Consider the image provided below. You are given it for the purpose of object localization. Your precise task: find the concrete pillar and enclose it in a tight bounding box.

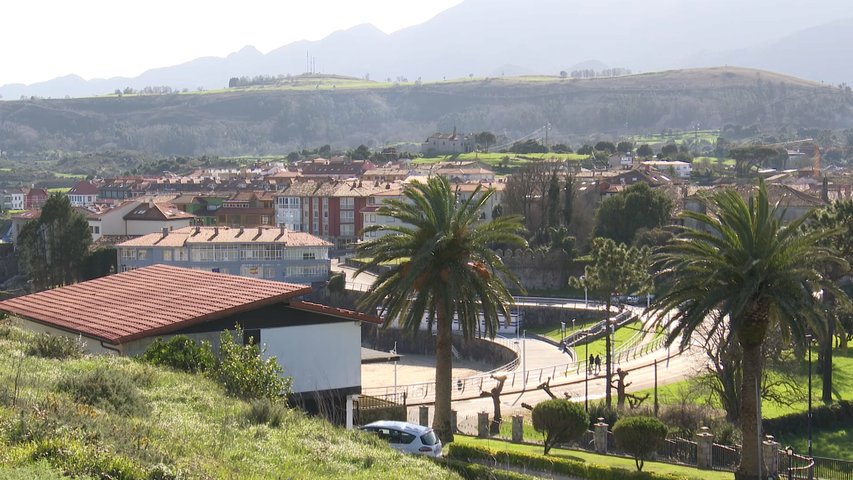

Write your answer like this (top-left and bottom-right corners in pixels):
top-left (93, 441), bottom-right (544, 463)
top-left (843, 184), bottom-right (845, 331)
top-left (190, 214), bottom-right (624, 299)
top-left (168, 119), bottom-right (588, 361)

top-left (695, 426), bottom-right (714, 469)
top-left (345, 394), bottom-right (358, 429)
top-left (418, 406), bottom-right (429, 427)
top-left (450, 410), bottom-right (458, 433)
top-left (477, 412), bottom-right (490, 438)
top-left (763, 435), bottom-right (780, 477)
top-left (511, 415), bottom-right (524, 443)
top-left (593, 418), bottom-right (609, 454)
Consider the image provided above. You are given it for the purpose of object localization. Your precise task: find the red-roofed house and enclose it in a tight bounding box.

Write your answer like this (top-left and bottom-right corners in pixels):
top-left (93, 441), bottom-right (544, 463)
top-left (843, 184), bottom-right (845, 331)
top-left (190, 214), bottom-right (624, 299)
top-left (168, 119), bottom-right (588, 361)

top-left (67, 181), bottom-right (100, 207)
top-left (122, 202), bottom-right (196, 235)
top-left (0, 265), bottom-right (381, 425)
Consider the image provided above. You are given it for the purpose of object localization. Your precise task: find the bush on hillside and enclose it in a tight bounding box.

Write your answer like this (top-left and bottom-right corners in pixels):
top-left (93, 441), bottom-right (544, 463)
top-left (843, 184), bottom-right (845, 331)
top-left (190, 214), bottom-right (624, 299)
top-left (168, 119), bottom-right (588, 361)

top-left (531, 399), bottom-right (589, 455)
top-left (242, 398), bottom-right (289, 428)
top-left (141, 335), bottom-right (215, 373)
top-left (613, 416), bottom-right (669, 471)
top-left (215, 326), bottom-right (291, 401)
top-left (57, 366), bottom-right (147, 416)
top-left (25, 333), bottom-right (86, 359)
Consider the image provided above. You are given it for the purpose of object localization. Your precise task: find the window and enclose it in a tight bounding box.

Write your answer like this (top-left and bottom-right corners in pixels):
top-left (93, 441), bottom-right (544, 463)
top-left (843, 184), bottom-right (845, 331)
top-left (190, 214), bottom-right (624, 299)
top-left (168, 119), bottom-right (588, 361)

top-left (174, 248), bottom-right (188, 261)
top-left (163, 249), bottom-right (173, 261)
top-left (137, 249), bottom-right (149, 260)
top-left (340, 197), bottom-right (354, 209)
top-left (340, 210), bottom-right (355, 222)
top-left (340, 224), bottom-right (354, 236)
top-left (322, 197), bottom-right (329, 208)
top-left (303, 250), bottom-right (316, 260)
top-left (89, 225), bottom-right (100, 234)
top-left (243, 329), bottom-right (261, 346)
top-left (120, 249), bottom-right (137, 260)
top-left (263, 266), bottom-right (276, 279)
top-left (261, 215), bottom-right (270, 225)
top-left (241, 264), bottom-right (261, 277)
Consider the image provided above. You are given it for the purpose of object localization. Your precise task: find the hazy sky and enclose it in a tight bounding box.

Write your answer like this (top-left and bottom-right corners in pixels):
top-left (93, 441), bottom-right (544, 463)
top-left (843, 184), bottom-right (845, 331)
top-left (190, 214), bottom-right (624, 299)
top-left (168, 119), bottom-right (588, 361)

top-left (0, 0), bottom-right (463, 86)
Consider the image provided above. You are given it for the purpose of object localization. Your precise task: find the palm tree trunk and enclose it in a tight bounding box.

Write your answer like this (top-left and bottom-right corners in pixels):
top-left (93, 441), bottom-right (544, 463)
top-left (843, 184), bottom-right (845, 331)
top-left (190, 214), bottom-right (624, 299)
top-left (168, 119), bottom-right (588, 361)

top-left (736, 340), bottom-right (764, 480)
top-left (605, 298), bottom-right (612, 409)
top-left (433, 304), bottom-right (454, 443)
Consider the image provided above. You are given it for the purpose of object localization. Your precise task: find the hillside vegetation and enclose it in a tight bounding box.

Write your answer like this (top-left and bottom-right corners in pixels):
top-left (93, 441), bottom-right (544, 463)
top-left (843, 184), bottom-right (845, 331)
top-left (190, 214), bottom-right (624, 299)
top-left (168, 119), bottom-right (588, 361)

top-left (1, 67), bottom-right (850, 163)
top-left (0, 324), bottom-right (457, 479)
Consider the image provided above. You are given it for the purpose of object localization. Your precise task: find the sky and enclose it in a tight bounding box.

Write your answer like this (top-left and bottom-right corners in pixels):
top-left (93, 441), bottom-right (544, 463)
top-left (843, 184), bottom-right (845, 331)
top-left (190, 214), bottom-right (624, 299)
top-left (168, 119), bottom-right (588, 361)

top-left (0, 0), bottom-right (464, 86)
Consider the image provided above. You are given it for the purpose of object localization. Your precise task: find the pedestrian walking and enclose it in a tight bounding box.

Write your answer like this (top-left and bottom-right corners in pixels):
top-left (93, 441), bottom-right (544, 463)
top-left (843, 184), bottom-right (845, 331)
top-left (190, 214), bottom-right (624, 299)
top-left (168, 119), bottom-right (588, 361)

top-left (594, 354), bottom-right (601, 373)
top-left (589, 354), bottom-right (595, 373)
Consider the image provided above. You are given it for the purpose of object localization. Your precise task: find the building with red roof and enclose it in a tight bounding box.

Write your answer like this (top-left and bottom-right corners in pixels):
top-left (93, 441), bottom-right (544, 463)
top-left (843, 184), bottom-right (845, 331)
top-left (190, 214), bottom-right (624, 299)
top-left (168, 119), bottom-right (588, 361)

top-left (0, 265), bottom-right (381, 424)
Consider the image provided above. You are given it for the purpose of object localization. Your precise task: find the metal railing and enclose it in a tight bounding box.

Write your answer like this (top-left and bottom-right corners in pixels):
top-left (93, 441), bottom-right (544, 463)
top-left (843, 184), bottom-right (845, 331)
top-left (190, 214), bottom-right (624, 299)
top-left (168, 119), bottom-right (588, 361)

top-left (811, 455), bottom-right (853, 480)
top-left (658, 437), bottom-right (698, 466)
top-left (712, 443), bottom-right (740, 471)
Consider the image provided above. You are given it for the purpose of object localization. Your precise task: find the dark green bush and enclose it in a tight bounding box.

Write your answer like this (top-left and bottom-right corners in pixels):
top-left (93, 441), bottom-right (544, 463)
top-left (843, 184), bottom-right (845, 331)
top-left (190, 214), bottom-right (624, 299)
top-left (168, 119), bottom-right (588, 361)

top-left (764, 400), bottom-right (853, 436)
top-left (215, 326), bottom-right (291, 401)
top-left (447, 442), bottom-right (696, 480)
top-left (25, 333), bottom-right (86, 359)
top-left (242, 398), bottom-right (288, 428)
top-left (57, 366), bottom-right (147, 416)
top-left (435, 456), bottom-right (536, 479)
top-left (141, 335), bottom-right (215, 373)
top-left (587, 400), bottom-right (619, 429)
top-left (613, 416), bottom-right (669, 471)
top-left (531, 399), bottom-right (589, 455)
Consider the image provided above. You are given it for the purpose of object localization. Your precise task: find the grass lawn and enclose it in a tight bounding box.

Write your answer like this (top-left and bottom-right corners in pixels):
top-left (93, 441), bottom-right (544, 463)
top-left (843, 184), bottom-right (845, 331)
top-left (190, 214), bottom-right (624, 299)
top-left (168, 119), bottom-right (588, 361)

top-left (47, 187), bottom-right (70, 193)
top-left (528, 318), bottom-right (598, 342)
top-left (54, 172), bottom-right (86, 179)
top-left (414, 152), bottom-right (588, 168)
top-left (452, 435), bottom-right (734, 480)
top-left (580, 320), bottom-right (644, 358)
top-left (631, 349), bottom-right (853, 460)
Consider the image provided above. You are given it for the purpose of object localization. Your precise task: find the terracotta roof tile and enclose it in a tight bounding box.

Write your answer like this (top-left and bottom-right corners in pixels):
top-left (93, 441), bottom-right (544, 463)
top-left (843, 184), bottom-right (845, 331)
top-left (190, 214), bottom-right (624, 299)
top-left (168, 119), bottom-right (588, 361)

top-left (117, 226), bottom-right (332, 247)
top-left (0, 265), bottom-right (311, 344)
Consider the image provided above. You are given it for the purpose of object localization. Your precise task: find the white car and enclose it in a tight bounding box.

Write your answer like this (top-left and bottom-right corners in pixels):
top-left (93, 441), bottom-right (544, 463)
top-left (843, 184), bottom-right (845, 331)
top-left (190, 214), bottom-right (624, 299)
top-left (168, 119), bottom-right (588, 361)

top-left (360, 420), bottom-right (443, 457)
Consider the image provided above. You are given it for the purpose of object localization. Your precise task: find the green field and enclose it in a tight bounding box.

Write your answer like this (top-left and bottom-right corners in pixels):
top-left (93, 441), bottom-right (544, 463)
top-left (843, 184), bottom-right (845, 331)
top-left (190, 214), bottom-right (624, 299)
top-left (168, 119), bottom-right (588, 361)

top-left (414, 152), bottom-right (589, 168)
top-left (626, 130), bottom-right (721, 145)
top-left (54, 172), bottom-right (86, 179)
top-left (453, 436), bottom-right (734, 480)
top-left (580, 320), bottom-right (645, 358)
top-left (47, 187), bottom-right (70, 193)
top-left (528, 318), bottom-right (598, 342)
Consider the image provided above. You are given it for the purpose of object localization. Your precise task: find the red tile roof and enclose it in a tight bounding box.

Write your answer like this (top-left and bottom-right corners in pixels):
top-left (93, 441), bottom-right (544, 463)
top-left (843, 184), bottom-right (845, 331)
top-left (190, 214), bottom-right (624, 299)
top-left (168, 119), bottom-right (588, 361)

top-left (69, 181), bottom-right (100, 195)
top-left (0, 265), bottom-right (312, 344)
top-left (289, 300), bottom-right (382, 325)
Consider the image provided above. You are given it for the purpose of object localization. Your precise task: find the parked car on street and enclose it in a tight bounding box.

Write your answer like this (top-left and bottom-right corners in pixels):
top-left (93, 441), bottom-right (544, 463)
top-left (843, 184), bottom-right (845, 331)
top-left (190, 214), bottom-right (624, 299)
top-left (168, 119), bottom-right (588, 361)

top-left (360, 420), bottom-right (443, 457)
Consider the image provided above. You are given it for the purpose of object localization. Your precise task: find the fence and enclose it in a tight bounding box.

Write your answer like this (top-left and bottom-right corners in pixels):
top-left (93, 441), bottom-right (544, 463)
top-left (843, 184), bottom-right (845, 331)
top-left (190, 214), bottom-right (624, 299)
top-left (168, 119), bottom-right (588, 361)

top-left (712, 443), bottom-right (740, 471)
top-left (658, 437), bottom-right (698, 466)
top-left (812, 456), bottom-right (853, 480)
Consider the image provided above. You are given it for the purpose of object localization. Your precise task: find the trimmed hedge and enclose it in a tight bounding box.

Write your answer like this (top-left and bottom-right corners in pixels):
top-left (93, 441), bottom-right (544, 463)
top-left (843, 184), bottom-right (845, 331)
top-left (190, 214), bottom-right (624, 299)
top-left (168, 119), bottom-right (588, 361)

top-left (435, 457), bottom-right (538, 480)
top-left (764, 400), bottom-right (853, 435)
top-left (447, 442), bottom-right (707, 480)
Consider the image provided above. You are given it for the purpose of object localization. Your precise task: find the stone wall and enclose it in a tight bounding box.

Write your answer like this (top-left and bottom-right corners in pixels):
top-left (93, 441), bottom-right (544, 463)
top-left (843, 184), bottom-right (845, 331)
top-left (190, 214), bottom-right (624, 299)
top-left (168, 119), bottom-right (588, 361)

top-left (495, 248), bottom-right (572, 291)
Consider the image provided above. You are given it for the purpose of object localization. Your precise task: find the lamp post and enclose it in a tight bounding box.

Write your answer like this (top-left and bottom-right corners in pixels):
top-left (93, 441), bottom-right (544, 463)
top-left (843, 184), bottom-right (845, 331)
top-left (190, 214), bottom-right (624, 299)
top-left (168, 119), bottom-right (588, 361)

top-left (391, 342), bottom-right (398, 397)
top-left (561, 321), bottom-right (566, 341)
top-left (806, 334), bottom-right (813, 459)
top-left (584, 332), bottom-right (590, 412)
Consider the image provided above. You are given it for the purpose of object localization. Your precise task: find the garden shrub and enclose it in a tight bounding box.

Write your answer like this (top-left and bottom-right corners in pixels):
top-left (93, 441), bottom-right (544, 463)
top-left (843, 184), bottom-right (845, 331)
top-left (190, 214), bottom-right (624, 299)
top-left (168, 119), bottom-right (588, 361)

top-left (531, 399), bottom-right (589, 455)
top-left (587, 400), bottom-right (619, 429)
top-left (56, 366), bottom-right (147, 416)
top-left (214, 326), bottom-right (291, 400)
top-left (242, 398), bottom-right (288, 428)
top-left (764, 400), bottom-right (853, 435)
top-left (447, 443), bottom-right (697, 480)
top-left (435, 456), bottom-right (536, 479)
top-left (141, 335), bottom-right (215, 373)
top-left (25, 333), bottom-right (86, 359)
top-left (612, 416), bottom-right (669, 471)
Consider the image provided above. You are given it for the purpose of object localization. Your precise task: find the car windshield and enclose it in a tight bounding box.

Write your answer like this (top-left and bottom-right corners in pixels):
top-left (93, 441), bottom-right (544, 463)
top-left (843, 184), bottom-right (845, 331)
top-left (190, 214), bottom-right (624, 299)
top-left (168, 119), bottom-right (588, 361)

top-left (420, 430), bottom-right (438, 446)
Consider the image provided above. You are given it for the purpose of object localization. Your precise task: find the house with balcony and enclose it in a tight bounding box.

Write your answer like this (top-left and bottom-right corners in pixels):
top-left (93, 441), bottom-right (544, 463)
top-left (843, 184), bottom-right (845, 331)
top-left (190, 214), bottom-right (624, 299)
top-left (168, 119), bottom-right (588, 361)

top-left (116, 225), bottom-right (332, 285)
top-left (67, 181), bottom-right (100, 207)
top-left (122, 202), bottom-right (196, 235)
top-left (216, 191), bottom-right (276, 227)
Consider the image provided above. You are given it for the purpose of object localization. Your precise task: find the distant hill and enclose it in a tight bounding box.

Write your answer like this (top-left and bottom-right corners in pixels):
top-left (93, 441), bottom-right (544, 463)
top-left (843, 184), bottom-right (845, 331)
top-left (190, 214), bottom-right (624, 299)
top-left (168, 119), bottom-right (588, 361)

top-left (1, 67), bottom-right (851, 163)
top-left (2, 0), bottom-right (853, 99)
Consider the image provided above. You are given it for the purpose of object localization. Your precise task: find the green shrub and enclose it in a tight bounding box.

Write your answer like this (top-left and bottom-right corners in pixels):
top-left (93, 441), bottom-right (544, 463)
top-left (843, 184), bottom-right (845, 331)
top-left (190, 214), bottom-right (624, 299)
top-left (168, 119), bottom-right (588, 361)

top-left (56, 366), bottom-right (147, 416)
top-left (587, 400), bottom-right (619, 429)
top-left (435, 456), bottom-right (537, 479)
top-left (31, 436), bottom-right (148, 480)
top-left (613, 416), bottom-right (669, 471)
top-left (531, 399), bottom-right (589, 455)
top-left (447, 443), bottom-right (693, 480)
top-left (141, 335), bottom-right (215, 373)
top-left (215, 326), bottom-right (292, 400)
top-left (242, 398), bottom-right (288, 428)
top-left (25, 333), bottom-right (86, 359)
top-left (764, 400), bottom-right (853, 436)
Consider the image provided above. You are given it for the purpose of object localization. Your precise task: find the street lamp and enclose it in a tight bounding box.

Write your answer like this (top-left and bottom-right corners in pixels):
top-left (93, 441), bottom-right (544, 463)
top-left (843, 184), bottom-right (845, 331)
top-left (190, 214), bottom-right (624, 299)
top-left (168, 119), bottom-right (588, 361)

top-left (391, 341), bottom-right (398, 397)
top-left (806, 334), bottom-right (813, 459)
top-left (560, 321), bottom-right (566, 341)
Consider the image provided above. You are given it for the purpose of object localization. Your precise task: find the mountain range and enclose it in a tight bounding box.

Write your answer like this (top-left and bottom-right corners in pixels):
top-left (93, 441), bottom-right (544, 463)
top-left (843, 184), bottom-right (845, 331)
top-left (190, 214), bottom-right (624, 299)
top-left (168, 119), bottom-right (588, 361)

top-left (1, 0), bottom-right (852, 100)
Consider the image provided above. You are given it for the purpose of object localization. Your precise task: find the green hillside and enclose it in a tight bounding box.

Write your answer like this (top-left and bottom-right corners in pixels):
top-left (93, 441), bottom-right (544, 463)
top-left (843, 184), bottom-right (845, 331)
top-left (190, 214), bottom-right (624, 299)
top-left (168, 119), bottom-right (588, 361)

top-left (0, 324), bottom-right (457, 479)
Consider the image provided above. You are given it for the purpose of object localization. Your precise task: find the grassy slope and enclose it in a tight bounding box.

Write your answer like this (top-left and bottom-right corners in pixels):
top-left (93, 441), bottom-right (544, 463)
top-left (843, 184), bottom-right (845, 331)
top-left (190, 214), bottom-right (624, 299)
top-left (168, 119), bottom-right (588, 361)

top-left (0, 327), bottom-right (457, 480)
top-left (454, 436), bottom-right (734, 480)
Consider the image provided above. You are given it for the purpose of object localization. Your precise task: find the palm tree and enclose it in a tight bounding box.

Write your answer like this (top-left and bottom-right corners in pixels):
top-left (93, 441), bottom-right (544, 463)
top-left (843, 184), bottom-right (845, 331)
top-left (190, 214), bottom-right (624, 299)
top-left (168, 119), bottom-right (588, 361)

top-left (650, 181), bottom-right (846, 480)
top-left (357, 176), bottom-right (526, 442)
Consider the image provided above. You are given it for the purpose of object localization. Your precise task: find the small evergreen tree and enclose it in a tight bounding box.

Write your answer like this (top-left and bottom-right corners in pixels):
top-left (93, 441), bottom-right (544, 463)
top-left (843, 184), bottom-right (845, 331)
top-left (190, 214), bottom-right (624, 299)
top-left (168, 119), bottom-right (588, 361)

top-left (613, 416), bottom-right (668, 471)
top-left (532, 399), bottom-right (589, 455)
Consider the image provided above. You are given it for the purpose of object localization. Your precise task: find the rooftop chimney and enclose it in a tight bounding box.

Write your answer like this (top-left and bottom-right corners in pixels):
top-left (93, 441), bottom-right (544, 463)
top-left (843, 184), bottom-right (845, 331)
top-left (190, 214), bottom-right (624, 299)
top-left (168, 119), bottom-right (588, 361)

top-left (161, 227), bottom-right (169, 237)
